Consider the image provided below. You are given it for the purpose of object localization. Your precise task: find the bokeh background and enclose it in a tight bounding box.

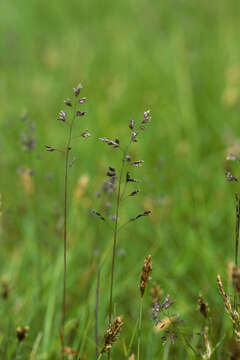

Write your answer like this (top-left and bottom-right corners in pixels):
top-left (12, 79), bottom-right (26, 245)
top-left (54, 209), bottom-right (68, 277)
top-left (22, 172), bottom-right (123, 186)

top-left (1, 0), bottom-right (240, 358)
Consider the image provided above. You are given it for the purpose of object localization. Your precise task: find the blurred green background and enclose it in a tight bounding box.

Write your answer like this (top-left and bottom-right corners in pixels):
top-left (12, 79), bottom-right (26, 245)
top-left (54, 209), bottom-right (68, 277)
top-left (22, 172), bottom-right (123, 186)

top-left (1, 0), bottom-right (240, 358)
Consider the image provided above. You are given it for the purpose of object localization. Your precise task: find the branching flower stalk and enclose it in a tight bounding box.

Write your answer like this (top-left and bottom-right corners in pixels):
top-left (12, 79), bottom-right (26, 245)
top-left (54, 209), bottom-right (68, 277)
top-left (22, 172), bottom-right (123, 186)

top-left (46, 84), bottom-right (89, 356)
top-left (97, 111), bottom-right (152, 359)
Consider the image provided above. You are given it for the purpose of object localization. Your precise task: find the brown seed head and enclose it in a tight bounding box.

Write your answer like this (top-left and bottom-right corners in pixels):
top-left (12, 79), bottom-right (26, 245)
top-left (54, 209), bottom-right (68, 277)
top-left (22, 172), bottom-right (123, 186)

top-left (1, 276), bottom-right (9, 299)
top-left (16, 326), bottom-right (29, 342)
top-left (140, 255), bottom-right (152, 297)
top-left (101, 315), bottom-right (123, 353)
top-left (198, 295), bottom-right (209, 319)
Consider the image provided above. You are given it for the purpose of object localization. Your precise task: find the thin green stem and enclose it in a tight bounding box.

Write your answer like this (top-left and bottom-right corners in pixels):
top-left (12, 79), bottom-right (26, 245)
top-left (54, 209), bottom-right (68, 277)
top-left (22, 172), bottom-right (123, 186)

top-left (235, 193), bottom-right (240, 267)
top-left (108, 155), bottom-right (126, 360)
top-left (137, 298), bottom-right (143, 360)
top-left (108, 156), bottom-right (125, 323)
top-left (234, 193), bottom-right (240, 311)
top-left (95, 267), bottom-right (101, 358)
top-left (61, 101), bottom-right (77, 357)
top-left (97, 353), bottom-right (103, 360)
top-left (15, 342), bottom-right (22, 360)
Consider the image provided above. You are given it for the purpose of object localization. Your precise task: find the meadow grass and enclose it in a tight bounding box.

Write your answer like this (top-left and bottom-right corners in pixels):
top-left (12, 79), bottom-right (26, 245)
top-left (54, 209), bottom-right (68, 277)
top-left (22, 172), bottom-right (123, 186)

top-left (1, 0), bottom-right (240, 358)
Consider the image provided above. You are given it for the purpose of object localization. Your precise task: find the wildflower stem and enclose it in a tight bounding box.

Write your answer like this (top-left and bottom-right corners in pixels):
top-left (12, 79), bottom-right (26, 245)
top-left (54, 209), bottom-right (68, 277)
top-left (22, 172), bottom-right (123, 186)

top-left (61, 101), bottom-right (77, 356)
top-left (137, 298), bottom-right (143, 360)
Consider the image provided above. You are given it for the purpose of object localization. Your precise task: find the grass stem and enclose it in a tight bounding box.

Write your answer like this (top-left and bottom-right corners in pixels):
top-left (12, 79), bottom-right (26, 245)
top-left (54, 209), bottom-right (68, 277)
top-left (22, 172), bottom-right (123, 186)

top-left (61, 101), bottom-right (77, 357)
top-left (137, 298), bottom-right (143, 360)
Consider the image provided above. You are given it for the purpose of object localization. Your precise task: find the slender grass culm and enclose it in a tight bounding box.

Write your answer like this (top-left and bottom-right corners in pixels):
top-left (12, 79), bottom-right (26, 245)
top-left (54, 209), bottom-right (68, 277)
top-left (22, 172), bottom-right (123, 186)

top-left (46, 84), bottom-right (89, 358)
top-left (95, 111), bottom-right (152, 359)
top-left (138, 255), bottom-right (152, 360)
top-left (217, 175), bottom-right (240, 341)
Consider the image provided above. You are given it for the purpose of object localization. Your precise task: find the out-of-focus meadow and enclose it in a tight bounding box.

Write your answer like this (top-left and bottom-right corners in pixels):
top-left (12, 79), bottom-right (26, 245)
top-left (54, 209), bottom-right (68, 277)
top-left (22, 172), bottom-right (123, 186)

top-left (1, 0), bottom-right (240, 358)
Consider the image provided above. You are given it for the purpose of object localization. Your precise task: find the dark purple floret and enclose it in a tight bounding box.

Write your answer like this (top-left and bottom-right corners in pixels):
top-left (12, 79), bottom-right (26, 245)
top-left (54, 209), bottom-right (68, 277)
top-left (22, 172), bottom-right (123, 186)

top-left (79, 97), bottom-right (87, 104)
top-left (129, 119), bottom-right (135, 130)
top-left (91, 209), bottom-right (105, 221)
top-left (45, 145), bottom-right (55, 152)
top-left (129, 190), bottom-right (140, 197)
top-left (64, 99), bottom-right (72, 107)
top-left (57, 110), bottom-right (66, 122)
top-left (225, 171), bottom-right (238, 182)
top-left (131, 131), bottom-right (139, 142)
top-left (132, 160), bottom-right (144, 167)
top-left (81, 130), bottom-right (91, 138)
top-left (76, 111), bottom-right (86, 117)
top-left (73, 83), bottom-right (83, 96)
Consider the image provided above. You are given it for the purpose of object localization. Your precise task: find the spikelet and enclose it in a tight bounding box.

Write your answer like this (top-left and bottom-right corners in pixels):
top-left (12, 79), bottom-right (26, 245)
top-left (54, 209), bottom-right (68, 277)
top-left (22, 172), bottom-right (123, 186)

top-left (140, 255), bottom-right (152, 297)
top-left (101, 315), bottom-right (123, 354)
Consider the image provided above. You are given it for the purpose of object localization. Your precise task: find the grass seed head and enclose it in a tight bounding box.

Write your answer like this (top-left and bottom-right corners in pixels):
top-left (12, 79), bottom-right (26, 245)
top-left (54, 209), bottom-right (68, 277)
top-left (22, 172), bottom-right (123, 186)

top-left (140, 255), bottom-right (152, 297)
top-left (16, 326), bottom-right (29, 342)
top-left (101, 315), bottom-right (123, 353)
top-left (198, 294), bottom-right (209, 319)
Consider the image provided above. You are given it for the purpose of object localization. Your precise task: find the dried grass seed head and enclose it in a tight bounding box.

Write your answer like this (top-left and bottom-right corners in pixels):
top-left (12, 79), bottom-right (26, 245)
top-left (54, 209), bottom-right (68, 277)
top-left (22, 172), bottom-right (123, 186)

top-left (101, 315), bottom-right (123, 353)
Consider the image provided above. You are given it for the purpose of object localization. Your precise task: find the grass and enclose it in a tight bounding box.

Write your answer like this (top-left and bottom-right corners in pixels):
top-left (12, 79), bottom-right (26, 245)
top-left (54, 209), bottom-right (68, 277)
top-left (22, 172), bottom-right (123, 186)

top-left (1, 0), bottom-right (240, 358)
